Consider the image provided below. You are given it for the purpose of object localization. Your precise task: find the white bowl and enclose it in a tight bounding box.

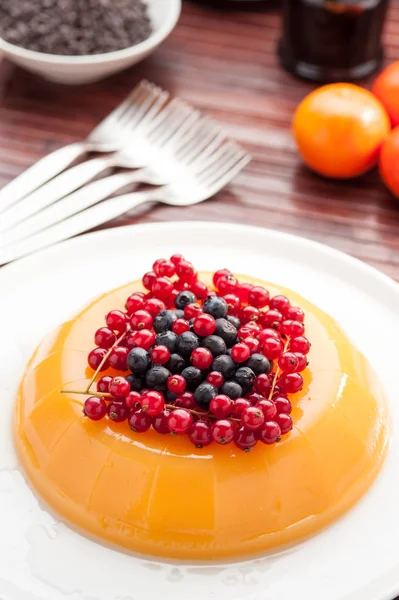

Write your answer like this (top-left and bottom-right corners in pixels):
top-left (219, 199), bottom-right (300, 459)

top-left (0, 0), bottom-right (181, 85)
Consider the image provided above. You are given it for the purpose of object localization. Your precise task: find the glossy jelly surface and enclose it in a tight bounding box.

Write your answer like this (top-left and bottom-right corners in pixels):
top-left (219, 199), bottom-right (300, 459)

top-left (14, 274), bottom-right (390, 560)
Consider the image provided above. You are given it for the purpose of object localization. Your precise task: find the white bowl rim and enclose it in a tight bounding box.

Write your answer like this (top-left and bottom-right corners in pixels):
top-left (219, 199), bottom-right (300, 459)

top-left (0, 0), bottom-right (181, 65)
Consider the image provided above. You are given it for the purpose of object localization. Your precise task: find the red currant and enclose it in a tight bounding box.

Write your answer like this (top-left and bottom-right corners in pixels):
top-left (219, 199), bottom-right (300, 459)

top-left (150, 345), bottom-right (171, 365)
top-left (281, 320), bottom-right (305, 338)
top-left (125, 294), bottom-right (144, 315)
top-left (106, 310), bottom-right (127, 333)
top-left (223, 294), bottom-right (241, 314)
top-left (217, 274), bottom-right (238, 295)
top-left (274, 396), bottom-right (292, 415)
top-left (260, 309), bottom-right (283, 330)
top-left (129, 409), bottom-right (152, 432)
top-left (248, 286), bottom-right (269, 308)
top-left (278, 372), bottom-right (303, 393)
top-left (254, 373), bottom-right (272, 395)
top-left (191, 347), bottom-right (213, 370)
top-left (97, 375), bottom-right (112, 393)
top-left (207, 371), bottom-right (225, 388)
top-left (153, 409), bottom-right (172, 434)
top-left (143, 297), bottom-right (166, 316)
top-left (131, 329), bottom-right (155, 350)
top-left (276, 413), bottom-right (293, 434)
top-left (184, 303), bottom-right (203, 320)
top-left (109, 376), bottom-right (130, 398)
top-left (167, 288), bottom-right (179, 307)
top-left (130, 310), bottom-right (153, 331)
top-left (236, 282), bottom-right (253, 303)
top-left (231, 398), bottom-right (251, 417)
top-left (152, 277), bottom-right (173, 300)
top-left (142, 271), bottom-right (157, 291)
top-left (94, 327), bottom-right (116, 349)
top-left (234, 427), bottom-right (257, 451)
top-left (167, 375), bottom-right (186, 394)
top-left (176, 260), bottom-right (197, 283)
top-left (244, 336), bottom-right (261, 354)
top-left (153, 259), bottom-right (175, 278)
top-left (108, 346), bottom-right (128, 370)
top-left (140, 390), bottom-right (165, 416)
top-left (83, 396), bottom-right (107, 421)
top-left (191, 280), bottom-right (208, 301)
top-left (194, 314), bottom-right (216, 336)
top-left (262, 337), bottom-right (283, 360)
top-left (259, 328), bottom-right (280, 343)
top-left (210, 394), bottom-right (233, 418)
top-left (174, 279), bottom-right (189, 291)
top-left (258, 421), bottom-right (281, 444)
top-left (278, 352), bottom-right (300, 373)
top-left (238, 324), bottom-right (260, 341)
top-left (108, 402), bottom-right (129, 422)
top-left (125, 391), bottom-right (141, 409)
top-left (172, 319), bottom-right (191, 335)
top-left (212, 419), bottom-right (235, 444)
top-left (175, 391), bottom-right (196, 409)
top-left (168, 408), bottom-right (194, 434)
top-left (212, 268), bottom-right (232, 288)
top-left (289, 336), bottom-right (311, 355)
top-left (189, 420), bottom-right (212, 448)
top-left (88, 347), bottom-right (109, 371)
top-left (241, 406), bottom-right (264, 430)
top-left (255, 398), bottom-right (277, 420)
top-left (231, 343), bottom-right (250, 363)
top-left (240, 305), bottom-right (260, 323)
top-left (170, 253), bottom-right (185, 266)
top-left (245, 391), bottom-right (264, 405)
top-left (269, 295), bottom-right (290, 315)
top-left (294, 352), bottom-right (308, 372)
top-left (285, 306), bottom-right (305, 322)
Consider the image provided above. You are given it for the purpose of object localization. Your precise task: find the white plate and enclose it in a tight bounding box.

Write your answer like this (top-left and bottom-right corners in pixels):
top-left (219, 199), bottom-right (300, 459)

top-left (0, 221), bottom-right (398, 600)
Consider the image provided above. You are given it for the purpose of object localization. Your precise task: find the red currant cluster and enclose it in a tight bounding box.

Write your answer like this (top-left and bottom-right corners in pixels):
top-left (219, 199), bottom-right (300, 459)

top-left (74, 255), bottom-right (311, 452)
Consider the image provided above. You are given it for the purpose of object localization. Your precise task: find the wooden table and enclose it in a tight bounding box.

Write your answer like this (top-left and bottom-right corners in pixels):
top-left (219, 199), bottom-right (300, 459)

top-left (0, 0), bottom-right (398, 284)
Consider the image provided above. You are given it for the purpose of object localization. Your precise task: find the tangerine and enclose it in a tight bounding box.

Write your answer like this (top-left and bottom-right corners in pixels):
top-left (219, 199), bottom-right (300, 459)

top-left (379, 125), bottom-right (399, 198)
top-left (372, 61), bottom-right (399, 128)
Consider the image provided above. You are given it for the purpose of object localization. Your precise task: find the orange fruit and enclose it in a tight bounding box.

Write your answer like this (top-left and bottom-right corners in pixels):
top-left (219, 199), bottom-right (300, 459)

top-left (293, 83), bottom-right (390, 179)
top-left (372, 61), bottom-right (399, 128)
top-left (379, 125), bottom-right (399, 198)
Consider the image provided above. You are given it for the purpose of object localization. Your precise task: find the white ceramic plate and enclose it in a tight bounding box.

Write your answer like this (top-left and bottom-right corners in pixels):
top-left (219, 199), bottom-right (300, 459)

top-left (0, 221), bottom-right (398, 600)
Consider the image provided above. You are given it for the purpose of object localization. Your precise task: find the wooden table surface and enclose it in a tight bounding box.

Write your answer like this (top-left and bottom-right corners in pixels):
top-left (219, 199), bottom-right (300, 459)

top-left (0, 0), bottom-right (398, 283)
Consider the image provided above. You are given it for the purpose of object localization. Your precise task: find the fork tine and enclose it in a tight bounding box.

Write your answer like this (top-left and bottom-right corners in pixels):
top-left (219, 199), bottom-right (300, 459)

top-left (119, 84), bottom-right (163, 130)
top-left (154, 107), bottom-right (200, 148)
top-left (201, 154), bottom-right (251, 193)
top-left (148, 101), bottom-right (191, 143)
top-left (144, 98), bottom-right (185, 136)
top-left (114, 81), bottom-right (153, 126)
top-left (180, 124), bottom-right (226, 165)
top-left (160, 110), bottom-right (201, 149)
top-left (103, 80), bottom-right (150, 125)
top-left (134, 90), bottom-right (169, 131)
top-left (191, 141), bottom-right (237, 176)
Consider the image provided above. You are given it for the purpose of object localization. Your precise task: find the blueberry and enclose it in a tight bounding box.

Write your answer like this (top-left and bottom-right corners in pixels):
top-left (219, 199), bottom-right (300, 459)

top-left (167, 353), bottom-right (186, 374)
top-left (177, 331), bottom-right (200, 356)
top-left (234, 366), bottom-right (255, 392)
top-left (126, 373), bottom-right (145, 392)
top-left (153, 310), bottom-right (179, 333)
top-left (127, 347), bottom-right (151, 376)
top-left (212, 354), bottom-right (236, 379)
top-left (175, 310), bottom-right (185, 319)
top-left (221, 380), bottom-right (243, 399)
top-left (165, 389), bottom-right (177, 403)
top-left (194, 382), bottom-right (218, 408)
top-left (245, 353), bottom-right (272, 375)
top-left (203, 296), bottom-right (228, 319)
top-left (226, 315), bottom-right (241, 330)
top-left (215, 318), bottom-right (238, 347)
top-left (155, 330), bottom-right (178, 353)
top-left (145, 366), bottom-right (171, 390)
top-left (174, 290), bottom-right (196, 310)
top-left (181, 366), bottom-right (203, 390)
top-left (188, 318), bottom-right (195, 331)
top-left (202, 335), bottom-right (227, 356)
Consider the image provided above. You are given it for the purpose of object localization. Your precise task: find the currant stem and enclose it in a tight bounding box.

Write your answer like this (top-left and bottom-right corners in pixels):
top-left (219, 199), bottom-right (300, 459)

top-left (61, 389), bottom-right (113, 398)
top-left (85, 330), bottom-right (127, 393)
top-left (268, 336), bottom-right (291, 400)
top-left (164, 404), bottom-right (240, 422)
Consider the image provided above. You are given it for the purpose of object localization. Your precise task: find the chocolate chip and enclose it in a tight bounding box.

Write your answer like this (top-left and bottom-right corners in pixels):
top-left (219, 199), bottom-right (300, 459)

top-left (0, 0), bottom-right (152, 56)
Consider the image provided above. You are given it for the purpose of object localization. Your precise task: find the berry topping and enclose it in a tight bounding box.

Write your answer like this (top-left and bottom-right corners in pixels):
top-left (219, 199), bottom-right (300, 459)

top-left (108, 347), bottom-right (128, 371)
top-left (140, 390), bottom-right (165, 416)
top-left (127, 347), bottom-right (151, 376)
top-left (174, 290), bottom-right (197, 310)
top-left (255, 398), bottom-right (277, 420)
top-left (88, 347), bottom-right (109, 371)
top-left (214, 318), bottom-right (238, 347)
top-left (177, 331), bottom-right (200, 357)
top-left (231, 397), bottom-right (251, 417)
top-left (234, 427), bottom-right (257, 451)
top-left (202, 335), bottom-right (227, 357)
top-left (167, 408), bottom-right (194, 434)
top-left (167, 374), bottom-right (186, 394)
top-left (97, 375), bottom-right (112, 393)
top-left (285, 306), bottom-right (305, 322)
top-left (143, 297), bottom-right (166, 316)
top-left (145, 366), bottom-right (171, 391)
top-left (203, 295), bottom-right (228, 319)
top-left (125, 294), bottom-right (144, 315)
top-left (172, 318), bottom-right (191, 336)
top-left (278, 372), bottom-right (303, 393)
top-left (108, 402), bottom-right (129, 422)
top-left (150, 345), bottom-right (171, 365)
top-left (275, 413), bottom-right (293, 434)
top-left (106, 310), bottom-right (127, 333)
top-left (212, 354), bottom-right (236, 379)
top-left (109, 376), bottom-right (130, 398)
top-left (231, 343), bottom-right (251, 363)
top-left (83, 396), bottom-right (107, 421)
top-left (289, 336), bottom-right (311, 355)
top-left (274, 396), bottom-right (292, 415)
top-left (210, 394), bottom-right (233, 418)
top-left (129, 409), bottom-right (153, 432)
top-left (262, 337), bottom-right (284, 360)
top-left (175, 391), bottom-right (196, 409)
top-left (258, 421), bottom-right (281, 444)
top-left (206, 371), bottom-right (225, 388)
top-left (261, 309), bottom-right (283, 330)
top-left (126, 373), bottom-right (145, 392)
top-left (194, 314), bottom-right (216, 337)
top-left (212, 420), bottom-right (235, 444)
top-left (241, 406), bottom-right (265, 430)
top-left (130, 329), bottom-right (155, 350)
top-left (269, 295), bottom-right (290, 314)
top-left (125, 391), bottom-right (141, 409)
top-left (95, 327), bottom-right (116, 349)
top-left (130, 309), bottom-right (153, 331)
top-left (153, 310), bottom-right (179, 333)
top-left (167, 353), bottom-right (186, 374)
top-left (153, 409), bottom-right (172, 434)
top-left (278, 352), bottom-right (300, 373)
top-left (245, 353), bottom-right (271, 375)
top-left (194, 382), bottom-right (218, 408)
top-left (189, 420), bottom-right (213, 448)
top-left (248, 286), bottom-right (269, 308)
top-left (220, 380), bottom-right (243, 399)
top-left (191, 347), bottom-right (213, 370)
top-left (142, 271), bottom-right (157, 291)
top-left (181, 366), bottom-right (203, 390)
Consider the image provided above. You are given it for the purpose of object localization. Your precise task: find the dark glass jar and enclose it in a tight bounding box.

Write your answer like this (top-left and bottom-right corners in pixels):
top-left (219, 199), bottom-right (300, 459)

top-left (278, 0), bottom-right (390, 82)
top-left (188, 0), bottom-right (268, 8)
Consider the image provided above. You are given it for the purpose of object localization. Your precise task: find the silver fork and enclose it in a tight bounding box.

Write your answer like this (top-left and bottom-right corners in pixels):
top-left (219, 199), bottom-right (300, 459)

top-left (0, 80), bottom-right (168, 216)
top-left (0, 97), bottom-right (196, 233)
top-left (0, 119), bottom-right (231, 248)
top-left (0, 147), bottom-right (250, 265)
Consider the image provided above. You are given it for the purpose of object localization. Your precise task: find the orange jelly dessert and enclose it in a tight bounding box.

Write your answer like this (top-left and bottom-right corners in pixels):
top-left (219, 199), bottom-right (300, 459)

top-left (14, 269), bottom-right (389, 560)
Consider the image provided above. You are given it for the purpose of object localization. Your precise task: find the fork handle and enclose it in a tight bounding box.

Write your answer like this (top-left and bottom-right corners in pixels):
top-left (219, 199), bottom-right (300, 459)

top-left (0, 189), bottom-right (163, 265)
top-left (0, 142), bottom-right (87, 216)
top-left (0, 155), bottom-right (113, 233)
